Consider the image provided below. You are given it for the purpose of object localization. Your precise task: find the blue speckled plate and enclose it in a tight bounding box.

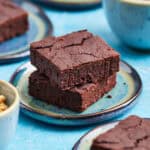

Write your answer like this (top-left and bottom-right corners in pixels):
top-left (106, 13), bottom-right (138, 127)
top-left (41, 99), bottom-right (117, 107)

top-left (10, 61), bottom-right (142, 126)
top-left (0, 0), bottom-right (53, 63)
top-left (31, 0), bottom-right (101, 10)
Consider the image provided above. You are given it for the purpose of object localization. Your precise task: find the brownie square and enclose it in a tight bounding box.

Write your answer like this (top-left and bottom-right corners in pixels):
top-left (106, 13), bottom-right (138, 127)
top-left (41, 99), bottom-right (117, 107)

top-left (91, 116), bottom-right (150, 150)
top-left (30, 30), bottom-right (119, 90)
top-left (0, 1), bottom-right (28, 42)
top-left (29, 71), bottom-right (116, 112)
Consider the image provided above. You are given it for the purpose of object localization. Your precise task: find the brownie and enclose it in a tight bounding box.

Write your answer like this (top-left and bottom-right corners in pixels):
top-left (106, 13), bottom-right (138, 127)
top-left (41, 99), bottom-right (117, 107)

top-left (30, 30), bottom-right (119, 90)
top-left (0, 1), bottom-right (28, 42)
top-left (29, 71), bottom-right (116, 112)
top-left (91, 116), bottom-right (150, 150)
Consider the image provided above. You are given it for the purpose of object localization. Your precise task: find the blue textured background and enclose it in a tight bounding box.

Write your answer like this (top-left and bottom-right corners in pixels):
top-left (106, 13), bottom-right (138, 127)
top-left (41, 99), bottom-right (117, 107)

top-left (0, 5), bottom-right (150, 150)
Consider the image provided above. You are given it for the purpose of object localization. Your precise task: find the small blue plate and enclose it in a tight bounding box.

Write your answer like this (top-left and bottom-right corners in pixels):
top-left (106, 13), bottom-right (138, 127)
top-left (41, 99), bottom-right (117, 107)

top-left (0, 0), bottom-right (53, 63)
top-left (10, 61), bottom-right (142, 126)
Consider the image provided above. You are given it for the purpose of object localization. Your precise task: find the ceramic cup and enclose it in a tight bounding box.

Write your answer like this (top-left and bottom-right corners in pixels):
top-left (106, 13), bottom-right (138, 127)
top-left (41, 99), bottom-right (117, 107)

top-left (0, 80), bottom-right (19, 150)
top-left (103, 0), bottom-right (150, 49)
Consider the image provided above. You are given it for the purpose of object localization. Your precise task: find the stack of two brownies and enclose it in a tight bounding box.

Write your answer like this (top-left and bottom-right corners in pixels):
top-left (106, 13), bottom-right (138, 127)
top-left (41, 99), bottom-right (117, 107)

top-left (29, 30), bottom-right (120, 112)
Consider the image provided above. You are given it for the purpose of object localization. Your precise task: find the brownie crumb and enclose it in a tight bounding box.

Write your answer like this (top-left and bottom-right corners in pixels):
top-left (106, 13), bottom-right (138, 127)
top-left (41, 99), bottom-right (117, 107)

top-left (107, 95), bottom-right (112, 99)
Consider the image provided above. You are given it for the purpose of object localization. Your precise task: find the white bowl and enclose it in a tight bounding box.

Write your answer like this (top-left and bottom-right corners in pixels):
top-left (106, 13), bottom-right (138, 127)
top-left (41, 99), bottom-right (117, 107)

top-left (0, 80), bottom-right (19, 150)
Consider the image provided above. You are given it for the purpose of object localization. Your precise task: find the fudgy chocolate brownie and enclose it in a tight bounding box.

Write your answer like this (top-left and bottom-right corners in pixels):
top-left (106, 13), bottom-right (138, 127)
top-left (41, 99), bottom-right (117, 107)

top-left (30, 30), bottom-right (119, 90)
top-left (0, 1), bottom-right (28, 42)
top-left (29, 71), bottom-right (116, 112)
top-left (91, 116), bottom-right (150, 150)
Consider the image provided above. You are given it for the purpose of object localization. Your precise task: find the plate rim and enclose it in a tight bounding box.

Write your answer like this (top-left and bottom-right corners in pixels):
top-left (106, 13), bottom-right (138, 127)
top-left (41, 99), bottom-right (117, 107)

top-left (32, 0), bottom-right (101, 6)
top-left (10, 60), bottom-right (142, 120)
top-left (72, 120), bottom-right (119, 150)
top-left (0, 0), bottom-right (53, 63)
top-left (72, 118), bottom-right (150, 150)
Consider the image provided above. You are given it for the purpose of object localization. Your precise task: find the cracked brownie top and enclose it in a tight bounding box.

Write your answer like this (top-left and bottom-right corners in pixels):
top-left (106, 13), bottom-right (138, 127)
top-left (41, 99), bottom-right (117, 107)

top-left (30, 30), bottom-right (119, 70)
top-left (92, 116), bottom-right (150, 150)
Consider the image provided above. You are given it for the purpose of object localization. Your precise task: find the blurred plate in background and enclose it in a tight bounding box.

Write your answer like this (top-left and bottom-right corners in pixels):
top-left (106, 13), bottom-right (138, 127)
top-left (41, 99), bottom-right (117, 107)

top-left (0, 0), bottom-right (53, 64)
top-left (31, 0), bottom-right (101, 10)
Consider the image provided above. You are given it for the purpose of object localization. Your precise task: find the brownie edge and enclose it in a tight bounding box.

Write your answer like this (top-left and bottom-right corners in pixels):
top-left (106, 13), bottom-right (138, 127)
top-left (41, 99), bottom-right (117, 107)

top-left (29, 71), bottom-right (116, 112)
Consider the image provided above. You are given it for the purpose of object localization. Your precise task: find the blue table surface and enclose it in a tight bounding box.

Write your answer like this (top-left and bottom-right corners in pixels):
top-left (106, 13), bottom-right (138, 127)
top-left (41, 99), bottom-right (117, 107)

top-left (1, 5), bottom-right (150, 150)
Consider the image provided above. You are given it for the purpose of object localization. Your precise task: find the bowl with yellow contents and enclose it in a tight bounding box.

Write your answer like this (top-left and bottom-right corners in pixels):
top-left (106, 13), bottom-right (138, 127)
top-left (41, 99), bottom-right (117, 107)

top-left (0, 80), bottom-right (19, 150)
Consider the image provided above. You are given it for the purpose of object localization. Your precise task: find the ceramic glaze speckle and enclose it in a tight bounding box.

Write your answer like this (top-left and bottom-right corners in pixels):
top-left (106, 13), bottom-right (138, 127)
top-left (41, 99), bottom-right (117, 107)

top-left (10, 61), bottom-right (142, 126)
top-left (103, 0), bottom-right (150, 49)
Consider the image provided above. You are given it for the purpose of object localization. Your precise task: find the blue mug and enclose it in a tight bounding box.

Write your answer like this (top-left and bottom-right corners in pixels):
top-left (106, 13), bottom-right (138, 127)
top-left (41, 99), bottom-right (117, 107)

top-left (103, 0), bottom-right (150, 49)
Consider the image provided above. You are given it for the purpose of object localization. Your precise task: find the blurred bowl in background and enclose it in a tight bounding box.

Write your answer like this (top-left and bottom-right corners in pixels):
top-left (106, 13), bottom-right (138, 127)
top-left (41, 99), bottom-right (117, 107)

top-left (103, 0), bottom-right (150, 50)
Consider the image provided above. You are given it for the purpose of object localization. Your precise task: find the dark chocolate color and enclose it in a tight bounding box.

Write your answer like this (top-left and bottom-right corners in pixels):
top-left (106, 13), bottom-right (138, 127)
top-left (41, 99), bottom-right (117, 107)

top-left (30, 30), bottom-right (119, 90)
top-left (91, 116), bottom-right (150, 150)
top-left (0, 1), bottom-right (28, 42)
top-left (29, 71), bottom-right (116, 112)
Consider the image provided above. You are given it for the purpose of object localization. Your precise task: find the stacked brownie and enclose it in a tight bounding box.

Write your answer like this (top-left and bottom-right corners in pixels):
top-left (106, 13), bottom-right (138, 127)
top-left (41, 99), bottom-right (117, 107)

top-left (29, 30), bottom-right (120, 112)
top-left (0, 0), bottom-right (28, 42)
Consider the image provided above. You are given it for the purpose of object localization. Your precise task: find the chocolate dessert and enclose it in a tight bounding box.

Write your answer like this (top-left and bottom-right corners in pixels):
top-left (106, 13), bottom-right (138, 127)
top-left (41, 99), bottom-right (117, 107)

top-left (29, 71), bottom-right (116, 112)
top-left (91, 116), bottom-right (150, 150)
top-left (0, 1), bottom-right (28, 42)
top-left (30, 30), bottom-right (119, 90)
